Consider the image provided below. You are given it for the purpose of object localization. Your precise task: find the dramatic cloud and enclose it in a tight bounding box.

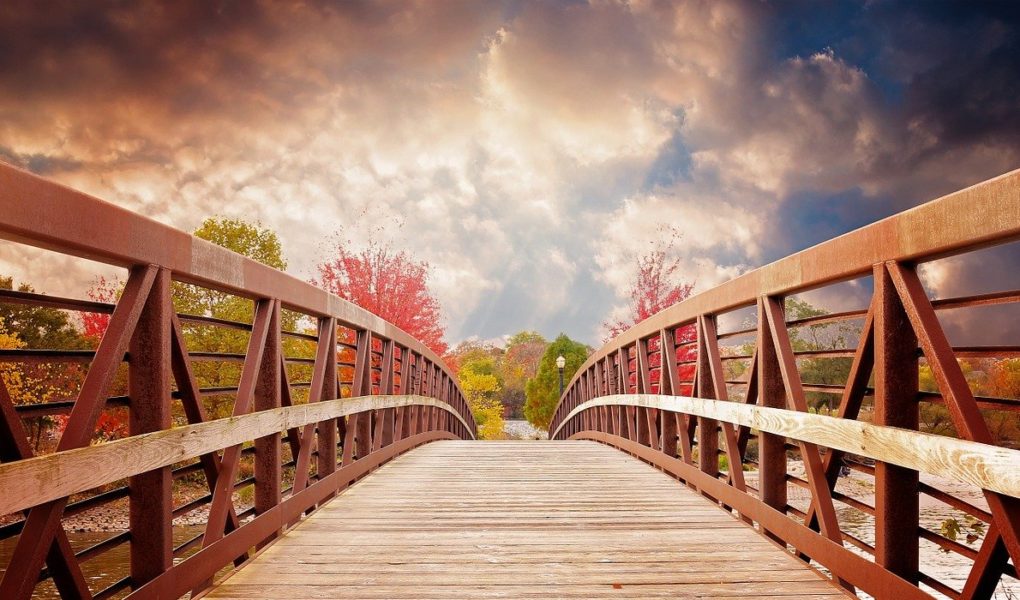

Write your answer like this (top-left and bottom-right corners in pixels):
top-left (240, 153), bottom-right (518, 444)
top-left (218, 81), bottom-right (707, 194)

top-left (0, 0), bottom-right (1018, 345)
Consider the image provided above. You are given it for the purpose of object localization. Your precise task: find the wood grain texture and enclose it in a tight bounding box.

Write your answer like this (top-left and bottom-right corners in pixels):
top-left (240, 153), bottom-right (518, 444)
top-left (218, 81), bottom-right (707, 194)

top-left (552, 394), bottom-right (1020, 499)
top-left (204, 441), bottom-right (844, 599)
top-left (0, 395), bottom-right (472, 516)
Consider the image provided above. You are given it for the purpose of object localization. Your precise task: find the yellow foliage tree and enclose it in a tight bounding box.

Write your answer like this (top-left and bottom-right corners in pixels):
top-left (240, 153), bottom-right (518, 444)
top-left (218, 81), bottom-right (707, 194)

top-left (458, 357), bottom-right (505, 440)
top-left (0, 317), bottom-right (27, 401)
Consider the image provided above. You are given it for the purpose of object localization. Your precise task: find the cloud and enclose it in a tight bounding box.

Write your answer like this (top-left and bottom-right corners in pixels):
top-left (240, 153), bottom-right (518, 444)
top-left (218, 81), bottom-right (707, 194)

top-left (918, 244), bottom-right (1020, 346)
top-left (1, 0), bottom-right (1019, 348)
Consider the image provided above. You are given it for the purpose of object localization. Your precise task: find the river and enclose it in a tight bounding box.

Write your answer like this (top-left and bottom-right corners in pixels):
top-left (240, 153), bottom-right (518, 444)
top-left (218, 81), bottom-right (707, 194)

top-left (0, 524), bottom-right (206, 599)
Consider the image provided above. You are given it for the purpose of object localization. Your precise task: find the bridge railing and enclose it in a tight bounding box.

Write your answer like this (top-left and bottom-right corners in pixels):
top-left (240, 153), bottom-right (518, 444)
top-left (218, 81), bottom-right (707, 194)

top-left (550, 168), bottom-right (1020, 600)
top-left (0, 162), bottom-right (476, 600)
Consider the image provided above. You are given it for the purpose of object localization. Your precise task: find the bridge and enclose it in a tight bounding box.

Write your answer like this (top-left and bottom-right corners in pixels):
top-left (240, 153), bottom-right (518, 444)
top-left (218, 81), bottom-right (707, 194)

top-left (0, 161), bottom-right (1018, 599)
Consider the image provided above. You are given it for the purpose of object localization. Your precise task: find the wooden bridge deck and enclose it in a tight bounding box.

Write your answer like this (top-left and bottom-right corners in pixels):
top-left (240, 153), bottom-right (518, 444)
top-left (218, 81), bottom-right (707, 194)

top-left (204, 441), bottom-right (844, 599)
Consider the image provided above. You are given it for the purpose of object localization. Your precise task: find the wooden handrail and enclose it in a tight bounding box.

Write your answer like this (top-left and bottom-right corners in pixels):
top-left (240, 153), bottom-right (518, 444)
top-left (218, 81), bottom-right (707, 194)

top-left (549, 170), bottom-right (1020, 598)
top-left (552, 394), bottom-right (1020, 498)
top-left (0, 394), bottom-right (471, 516)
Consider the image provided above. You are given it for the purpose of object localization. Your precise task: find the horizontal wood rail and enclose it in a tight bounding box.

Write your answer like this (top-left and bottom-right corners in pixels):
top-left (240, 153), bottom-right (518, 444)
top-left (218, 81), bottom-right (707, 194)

top-left (0, 395), bottom-right (471, 516)
top-left (552, 394), bottom-right (1020, 498)
top-left (551, 168), bottom-right (1020, 600)
top-left (0, 162), bottom-right (475, 600)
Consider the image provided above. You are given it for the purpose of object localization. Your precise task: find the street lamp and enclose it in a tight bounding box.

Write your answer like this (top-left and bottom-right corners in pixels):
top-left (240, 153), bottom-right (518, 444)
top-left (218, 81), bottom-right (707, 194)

top-left (556, 355), bottom-right (566, 397)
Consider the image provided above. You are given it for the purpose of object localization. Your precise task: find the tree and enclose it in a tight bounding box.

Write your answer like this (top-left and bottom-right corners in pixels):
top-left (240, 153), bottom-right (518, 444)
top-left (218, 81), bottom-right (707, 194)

top-left (783, 298), bottom-right (858, 410)
top-left (524, 334), bottom-right (589, 430)
top-left (0, 277), bottom-right (93, 448)
top-left (0, 316), bottom-right (27, 401)
top-left (93, 218), bottom-right (300, 420)
top-left (603, 230), bottom-right (694, 343)
top-left (458, 355), bottom-right (505, 439)
top-left (177, 218), bottom-right (301, 418)
top-left (0, 277), bottom-right (89, 350)
top-left (194, 217), bottom-right (287, 270)
top-left (176, 217), bottom-right (287, 317)
top-left (988, 358), bottom-right (1020, 399)
top-left (444, 339), bottom-right (502, 376)
top-left (314, 237), bottom-right (448, 356)
top-left (501, 331), bottom-right (547, 418)
top-left (81, 276), bottom-right (119, 342)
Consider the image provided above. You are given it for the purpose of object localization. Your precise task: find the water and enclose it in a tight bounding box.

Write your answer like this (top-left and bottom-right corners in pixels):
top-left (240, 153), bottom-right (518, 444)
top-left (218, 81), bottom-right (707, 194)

top-left (767, 463), bottom-right (1020, 599)
top-left (0, 525), bottom-right (205, 599)
top-left (503, 419), bottom-right (546, 439)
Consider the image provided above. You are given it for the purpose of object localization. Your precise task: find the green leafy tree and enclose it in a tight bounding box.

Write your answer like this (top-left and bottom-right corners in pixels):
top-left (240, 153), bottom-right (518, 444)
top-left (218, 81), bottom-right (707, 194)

top-left (784, 298), bottom-right (857, 409)
top-left (444, 339), bottom-right (503, 375)
top-left (174, 218), bottom-right (309, 418)
top-left (194, 218), bottom-right (287, 270)
top-left (0, 277), bottom-right (89, 350)
top-left (524, 334), bottom-right (589, 430)
top-left (725, 297), bottom-right (857, 409)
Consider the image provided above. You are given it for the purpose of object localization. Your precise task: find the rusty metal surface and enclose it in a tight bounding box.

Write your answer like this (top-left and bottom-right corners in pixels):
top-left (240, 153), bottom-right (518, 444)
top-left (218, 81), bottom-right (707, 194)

top-left (0, 164), bottom-right (474, 599)
top-left (551, 172), bottom-right (1020, 599)
top-left (553, 168), bottom-right (1020, 409)
top-left (0, 162), bottom-right (454, 370)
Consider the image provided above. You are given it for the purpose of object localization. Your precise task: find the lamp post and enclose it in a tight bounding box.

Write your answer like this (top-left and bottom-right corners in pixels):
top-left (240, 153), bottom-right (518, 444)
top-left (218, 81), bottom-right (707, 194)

top-left (556, 355), bottom-right (566, 397)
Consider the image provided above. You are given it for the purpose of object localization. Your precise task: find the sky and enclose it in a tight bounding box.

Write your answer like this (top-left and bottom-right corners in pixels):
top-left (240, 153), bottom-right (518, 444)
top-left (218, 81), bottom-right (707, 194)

top-left (1, 0), bottom-right (1019, 346)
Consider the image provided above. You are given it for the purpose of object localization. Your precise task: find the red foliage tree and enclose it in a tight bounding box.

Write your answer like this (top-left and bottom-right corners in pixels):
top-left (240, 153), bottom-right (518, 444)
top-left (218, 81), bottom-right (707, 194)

top-left (82, 276), bottom-right (120, 344)
top-left (602, 231), bottom-right (695, 343)
top-left (313, 239), bottom-right (448, 356)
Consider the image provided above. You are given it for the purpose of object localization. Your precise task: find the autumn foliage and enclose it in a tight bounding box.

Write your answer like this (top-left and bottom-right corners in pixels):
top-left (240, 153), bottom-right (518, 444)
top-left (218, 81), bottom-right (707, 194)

top-left (314, 238), bottom-right (448, 356)
top-left (603, 231), bottom-right (694, 343)
top-left (81, 276), bottom-right (119, 342)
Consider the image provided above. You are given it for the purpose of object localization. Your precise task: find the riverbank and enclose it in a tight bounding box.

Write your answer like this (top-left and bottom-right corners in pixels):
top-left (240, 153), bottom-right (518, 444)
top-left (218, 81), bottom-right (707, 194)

top-left (0, 491), bottom-right (252, 532)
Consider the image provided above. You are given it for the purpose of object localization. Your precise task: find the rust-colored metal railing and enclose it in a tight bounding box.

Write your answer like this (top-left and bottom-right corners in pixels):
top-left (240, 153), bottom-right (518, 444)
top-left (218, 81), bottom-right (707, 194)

top-left (0, 163), bottom-right (476, 600)
top-left (550, 169), bottom-right (1020, 599)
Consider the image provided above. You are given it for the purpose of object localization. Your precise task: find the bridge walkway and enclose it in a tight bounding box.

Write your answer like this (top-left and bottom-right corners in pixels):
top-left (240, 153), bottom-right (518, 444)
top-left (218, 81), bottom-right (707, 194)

top-left (204, 441), bottom-right (845, 599)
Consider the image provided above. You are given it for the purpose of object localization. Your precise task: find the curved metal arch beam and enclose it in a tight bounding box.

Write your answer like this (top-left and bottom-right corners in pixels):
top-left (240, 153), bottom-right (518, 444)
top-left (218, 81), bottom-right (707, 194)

top-left (0, 162), bottom-right (472, 430)
top-left (551, 168), bottom-right (1020, 428)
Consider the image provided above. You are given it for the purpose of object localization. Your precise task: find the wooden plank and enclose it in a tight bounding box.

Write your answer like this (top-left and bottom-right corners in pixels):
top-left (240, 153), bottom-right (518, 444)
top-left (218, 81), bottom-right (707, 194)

top-left (551, 394), bottom-right (1020, 499)
top-left (0, 395), bottom-right (472, 516)
top-left (205, 441), bottom-right (841, 599)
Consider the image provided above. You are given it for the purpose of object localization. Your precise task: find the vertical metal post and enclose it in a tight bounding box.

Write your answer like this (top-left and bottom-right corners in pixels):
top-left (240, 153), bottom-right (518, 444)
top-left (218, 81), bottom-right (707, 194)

top-left (659, 329), bottom-right (679, 458)
top-left (758, 297), bottom-right (787, 540)
top-left (696, 318), bottom-right (719, 478)
top-left (354, 330), bottom-right (373, 459)
top-left (254, 300), bottom-right (282, 540)
top-left (129, 268), bottom-right (172, 587)
top-left (874, 263), bottom-right (920, 582)
top-left (316, 319), bottom-right (338, 493)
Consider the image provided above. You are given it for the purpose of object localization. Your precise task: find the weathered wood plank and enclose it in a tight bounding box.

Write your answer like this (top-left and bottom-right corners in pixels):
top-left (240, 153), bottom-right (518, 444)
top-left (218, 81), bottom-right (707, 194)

top-left (204, 441), bottom-right (842, 599)
top-left (552, 394), bottom-right (1020, 498)
top-left (0, 395), bottom-right (471, 515)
